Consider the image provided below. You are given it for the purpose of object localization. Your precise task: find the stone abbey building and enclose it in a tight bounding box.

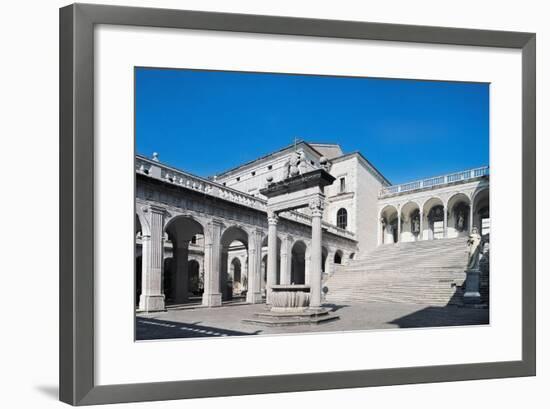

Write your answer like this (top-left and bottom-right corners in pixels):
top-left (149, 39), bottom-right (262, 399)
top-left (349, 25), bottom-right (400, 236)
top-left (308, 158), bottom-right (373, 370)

top-left (135, 141), bottom-right (489, 312)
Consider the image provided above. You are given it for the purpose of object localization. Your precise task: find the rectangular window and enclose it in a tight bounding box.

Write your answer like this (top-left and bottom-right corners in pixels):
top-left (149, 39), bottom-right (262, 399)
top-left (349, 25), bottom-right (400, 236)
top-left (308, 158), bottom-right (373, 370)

top-left (339, 177), bottom-right (346, 193)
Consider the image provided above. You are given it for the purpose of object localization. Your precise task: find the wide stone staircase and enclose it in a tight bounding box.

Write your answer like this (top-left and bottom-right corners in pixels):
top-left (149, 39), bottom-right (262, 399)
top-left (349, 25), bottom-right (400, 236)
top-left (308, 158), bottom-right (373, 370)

top-left (324, 238), bottom-right (469, 306)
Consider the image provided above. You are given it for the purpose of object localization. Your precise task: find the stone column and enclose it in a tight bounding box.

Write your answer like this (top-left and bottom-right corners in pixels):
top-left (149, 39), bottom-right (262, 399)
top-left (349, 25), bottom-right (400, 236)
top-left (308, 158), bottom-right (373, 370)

top-left (202, 219), bottom-right (222, 307)
top-left (397, 211), bottom-right (401, 243)
top-left (309, 198), bottom-right (324, 308)
top-left (139, 205), bottom-right (166, 312)
top-left (419, 211), bottom-right (424, 241)
top-left (246, 229), bottom-right (263, 304)
top-left (469, 204), bottom-right (474, 232)
top-left (305, 247), bottom-right (311, 285)
top-left (377, 216), bottom-right (382, 246)
top-left (173, 240), bottom-right (189, 304)
top-left (280, 234), bottom-right (292, 285)
top-left (443, 205), bottom-right (448, 238)
top-left (266, 210), bottom-right (279, 304)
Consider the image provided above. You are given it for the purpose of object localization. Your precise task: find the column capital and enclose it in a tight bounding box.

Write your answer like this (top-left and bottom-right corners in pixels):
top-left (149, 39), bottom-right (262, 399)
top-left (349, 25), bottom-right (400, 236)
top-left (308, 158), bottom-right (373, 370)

top-left (267, 210), bottom-right (279, 225)
top-left (281, 233), bottom-right (292, 242)
top-left (209, 218), bottom-right (224, 227)
top-left (308, 197), bottom-right (325, 217)
top-left (143, 204), bottom-right (166, 215)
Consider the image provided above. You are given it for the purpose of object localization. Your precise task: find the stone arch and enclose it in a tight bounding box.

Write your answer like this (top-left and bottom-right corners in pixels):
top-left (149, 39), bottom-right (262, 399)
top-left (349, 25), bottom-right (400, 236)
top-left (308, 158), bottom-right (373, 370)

top-left (334, 249), bottom-right (343, 264)
top-left (422, 197), bottom-right (445, 240)
top-left (230, 257), bottom-right (243, 295)
top-left (447, 192), bottom-right (471, 237)
top-left (163, 215), bottom-right (205, 305)
top-left (164, 214), bottom-right (205, 243)
top-left (220, 225), bottom-right (249, 301)
top-left (400, 201), bottom-right (421, 242)
top-left (472, 187), bottom-right (490, 235)
top-left (291, 240), bottom-right (307, 284)
top-left (379, 205), bottom-right (398, 244)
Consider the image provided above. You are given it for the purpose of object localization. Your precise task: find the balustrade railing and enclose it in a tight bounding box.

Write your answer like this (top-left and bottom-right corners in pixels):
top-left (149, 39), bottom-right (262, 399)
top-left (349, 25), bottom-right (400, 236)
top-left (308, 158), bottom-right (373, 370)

top-left (379, 166), bottom-right (489, 197)
top-left (136, 155), bottom-right (355, 240)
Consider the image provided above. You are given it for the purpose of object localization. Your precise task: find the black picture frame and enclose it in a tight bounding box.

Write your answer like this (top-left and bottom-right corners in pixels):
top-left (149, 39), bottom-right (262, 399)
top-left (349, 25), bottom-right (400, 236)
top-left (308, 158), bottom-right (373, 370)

top-left (59, 3), bottom-right (536, 406)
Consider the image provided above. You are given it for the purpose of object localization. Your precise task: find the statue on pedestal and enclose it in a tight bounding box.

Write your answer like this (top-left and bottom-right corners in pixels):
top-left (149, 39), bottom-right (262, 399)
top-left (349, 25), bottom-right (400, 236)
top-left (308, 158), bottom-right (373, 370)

top-left (412, 214), bottom-right (420, 234)
top-left (466, 226), bottom-right (482, 270)
top-left (456, 210), bottom-right (465, 232)
top-left (287, 151), bottom-right (303, 178)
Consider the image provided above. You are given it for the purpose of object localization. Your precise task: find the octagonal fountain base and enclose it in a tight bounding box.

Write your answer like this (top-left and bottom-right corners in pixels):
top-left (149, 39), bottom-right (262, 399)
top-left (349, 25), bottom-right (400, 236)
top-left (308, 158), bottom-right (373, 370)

top-left (242, 285), bottom-right (339, 327)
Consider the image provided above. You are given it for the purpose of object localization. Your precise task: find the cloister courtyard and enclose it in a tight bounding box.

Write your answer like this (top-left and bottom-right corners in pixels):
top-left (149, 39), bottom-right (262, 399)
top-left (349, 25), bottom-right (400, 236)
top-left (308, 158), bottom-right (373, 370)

top-left (136, 301), bottom-right (489, 340)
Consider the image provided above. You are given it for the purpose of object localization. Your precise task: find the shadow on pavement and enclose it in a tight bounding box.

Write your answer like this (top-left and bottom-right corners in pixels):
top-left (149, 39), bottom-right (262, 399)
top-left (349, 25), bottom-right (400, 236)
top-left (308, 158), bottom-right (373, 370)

top-left (323, 303), bottom-right (350, 312)
top-left (136, 317), bottom-right (263, 340)
top-left (388, 305), bottom-right (489, 328)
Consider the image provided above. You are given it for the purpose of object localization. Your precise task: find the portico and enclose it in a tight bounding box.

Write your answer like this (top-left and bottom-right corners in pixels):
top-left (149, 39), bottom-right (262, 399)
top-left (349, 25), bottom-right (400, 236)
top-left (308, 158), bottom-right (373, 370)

top-left (135, 155), bottom-right (356, 313)
top-left (377, 166), bottom-right (489, 245)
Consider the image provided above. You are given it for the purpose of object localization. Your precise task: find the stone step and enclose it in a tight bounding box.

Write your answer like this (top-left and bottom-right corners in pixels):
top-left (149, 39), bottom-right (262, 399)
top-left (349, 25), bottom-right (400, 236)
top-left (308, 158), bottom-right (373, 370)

top-left (324, 237), bottom-right (469, 306)
top-left (242, 308), bottom-right (339, 327)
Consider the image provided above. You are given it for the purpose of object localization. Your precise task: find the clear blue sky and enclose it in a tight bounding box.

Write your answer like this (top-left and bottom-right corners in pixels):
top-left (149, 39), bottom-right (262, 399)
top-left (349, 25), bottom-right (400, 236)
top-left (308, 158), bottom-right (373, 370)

top-left (136, 68), bottom-right (488, 185)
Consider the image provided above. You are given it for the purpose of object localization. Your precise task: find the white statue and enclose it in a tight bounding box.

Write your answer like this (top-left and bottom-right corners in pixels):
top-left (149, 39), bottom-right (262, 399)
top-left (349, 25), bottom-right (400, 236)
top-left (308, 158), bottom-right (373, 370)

top-left (466, 226), bottom-right (482, 270)
top-left (457, 210), bottom-right (465, 231)
top-left (287, 151), bottom-right (302, 178)
top-left (412, 214), bottom-right (420, 234)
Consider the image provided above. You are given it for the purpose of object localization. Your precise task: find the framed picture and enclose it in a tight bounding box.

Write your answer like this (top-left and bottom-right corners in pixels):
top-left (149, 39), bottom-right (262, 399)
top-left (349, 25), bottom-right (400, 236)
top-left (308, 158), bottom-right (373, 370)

top-left (59, 3), bottom-right (536, 406)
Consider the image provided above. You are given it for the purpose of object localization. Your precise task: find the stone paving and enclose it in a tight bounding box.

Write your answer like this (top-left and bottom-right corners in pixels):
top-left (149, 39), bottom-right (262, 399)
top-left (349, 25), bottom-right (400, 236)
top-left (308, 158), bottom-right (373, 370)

top-left (136, 301), bottom-right (489, 340)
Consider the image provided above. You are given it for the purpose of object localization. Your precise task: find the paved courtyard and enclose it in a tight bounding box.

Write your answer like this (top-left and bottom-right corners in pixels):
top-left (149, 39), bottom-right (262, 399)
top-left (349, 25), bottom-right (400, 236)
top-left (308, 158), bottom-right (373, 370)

top-left (136, 302), bottom-right (489, 340)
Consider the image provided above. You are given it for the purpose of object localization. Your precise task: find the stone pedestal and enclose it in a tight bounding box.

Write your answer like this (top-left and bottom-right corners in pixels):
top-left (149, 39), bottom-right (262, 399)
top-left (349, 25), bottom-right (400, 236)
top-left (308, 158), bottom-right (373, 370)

top-left (242, 284), bottom-right (338, 326)
top-left (270, 284), bottom-right (310, 312)
top-left (463, 268), bottom-right (481, 304)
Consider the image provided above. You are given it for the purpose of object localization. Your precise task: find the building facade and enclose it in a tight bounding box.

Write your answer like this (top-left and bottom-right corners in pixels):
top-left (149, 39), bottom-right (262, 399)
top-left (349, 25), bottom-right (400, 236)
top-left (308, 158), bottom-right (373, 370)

top-left (135, 142), bottom-right (489, 312)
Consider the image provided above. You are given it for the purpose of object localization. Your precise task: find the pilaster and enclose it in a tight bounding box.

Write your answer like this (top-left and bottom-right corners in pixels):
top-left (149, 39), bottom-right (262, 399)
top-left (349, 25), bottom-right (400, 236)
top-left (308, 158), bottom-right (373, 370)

top-left (138, 205), bottom-right (166, 312)
top-left (202, 219), bottom-right (223, 307)
top-left (246, 229), bottom-right (264, 304)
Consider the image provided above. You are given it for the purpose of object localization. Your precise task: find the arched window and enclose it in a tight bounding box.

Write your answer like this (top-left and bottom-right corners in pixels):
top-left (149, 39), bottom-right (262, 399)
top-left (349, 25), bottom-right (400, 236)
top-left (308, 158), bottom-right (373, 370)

top-left (336, 208), bottom-right (348, 230)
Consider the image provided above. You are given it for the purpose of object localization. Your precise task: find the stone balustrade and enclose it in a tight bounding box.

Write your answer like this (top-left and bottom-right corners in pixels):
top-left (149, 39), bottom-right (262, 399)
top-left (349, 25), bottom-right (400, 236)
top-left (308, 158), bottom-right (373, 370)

top-left (136, 155), bottom-right (355, 240)
top-left (379, 166), bottom-right (489, 198)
